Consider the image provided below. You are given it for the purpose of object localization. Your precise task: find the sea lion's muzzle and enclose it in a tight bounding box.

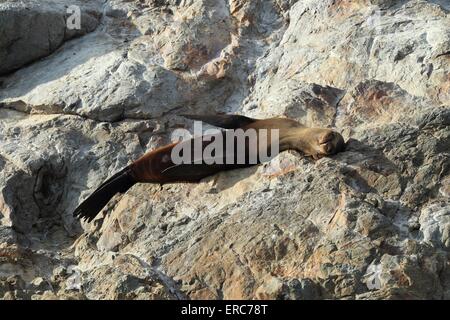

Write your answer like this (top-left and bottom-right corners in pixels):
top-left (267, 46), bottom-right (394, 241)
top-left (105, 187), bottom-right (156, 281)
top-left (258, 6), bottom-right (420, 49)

top-left (311, 130), bottom-right (345, 159)
top-left (320, 131), bottom-right (345, 154)
top-left (319, 131), bottom-right (335, 153)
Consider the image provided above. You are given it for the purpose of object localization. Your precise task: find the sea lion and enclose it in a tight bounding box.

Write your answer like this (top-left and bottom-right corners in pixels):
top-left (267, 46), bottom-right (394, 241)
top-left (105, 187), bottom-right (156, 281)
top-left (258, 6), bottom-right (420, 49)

top-left (73, 114), bottom-right (345, 221)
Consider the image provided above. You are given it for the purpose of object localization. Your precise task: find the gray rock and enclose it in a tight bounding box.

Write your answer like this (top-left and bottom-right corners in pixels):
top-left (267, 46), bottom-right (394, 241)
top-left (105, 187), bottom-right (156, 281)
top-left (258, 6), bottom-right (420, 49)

top-left (29, 277), bottom-right (52, 292)
top-left (420, 202), bottom-right (450, 250)
top-left (0, 0), bottom-right (102, 75)
top-left (0, 226), bottom-right (16, 245)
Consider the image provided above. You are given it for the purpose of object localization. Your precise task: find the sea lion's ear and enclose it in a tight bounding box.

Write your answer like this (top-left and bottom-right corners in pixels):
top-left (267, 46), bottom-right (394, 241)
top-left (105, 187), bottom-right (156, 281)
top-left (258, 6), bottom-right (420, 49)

top-left (180, 113), bottom-right (257, 129)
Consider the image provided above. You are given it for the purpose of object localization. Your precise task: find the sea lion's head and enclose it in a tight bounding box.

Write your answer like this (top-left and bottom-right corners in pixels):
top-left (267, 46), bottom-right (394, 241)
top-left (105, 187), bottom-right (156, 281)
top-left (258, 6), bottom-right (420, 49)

top-left (304, 128), bottom-right (346, 159)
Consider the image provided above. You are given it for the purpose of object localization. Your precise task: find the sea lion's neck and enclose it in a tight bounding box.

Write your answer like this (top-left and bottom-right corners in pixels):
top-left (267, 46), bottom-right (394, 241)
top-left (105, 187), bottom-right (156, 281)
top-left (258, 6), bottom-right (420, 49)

top-left (279, 127), bottom-right (311, 152)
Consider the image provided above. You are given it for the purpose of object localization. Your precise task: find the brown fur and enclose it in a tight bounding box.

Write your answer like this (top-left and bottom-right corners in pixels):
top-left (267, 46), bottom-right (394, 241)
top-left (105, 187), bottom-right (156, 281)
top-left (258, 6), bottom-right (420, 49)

top-left (130, 116), bottom-right (345, 183)
top-left (73, 115), bottom-right (345, 221)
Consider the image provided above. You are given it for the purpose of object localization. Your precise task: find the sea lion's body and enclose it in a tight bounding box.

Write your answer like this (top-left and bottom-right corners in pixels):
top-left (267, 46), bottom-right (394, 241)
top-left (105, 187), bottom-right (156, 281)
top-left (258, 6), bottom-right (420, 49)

top-left (74, 114), bottom-right (345, 221)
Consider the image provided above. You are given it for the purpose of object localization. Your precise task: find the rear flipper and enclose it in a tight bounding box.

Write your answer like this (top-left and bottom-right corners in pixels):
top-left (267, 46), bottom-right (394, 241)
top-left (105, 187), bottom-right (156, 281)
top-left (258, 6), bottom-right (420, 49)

top-left (73, 166), bottom-right (136, 222)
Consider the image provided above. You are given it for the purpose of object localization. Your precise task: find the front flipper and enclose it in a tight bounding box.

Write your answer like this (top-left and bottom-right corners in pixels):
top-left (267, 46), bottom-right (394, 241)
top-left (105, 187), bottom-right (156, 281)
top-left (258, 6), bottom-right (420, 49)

top-left (181, 113), bottom-right (257, 129)
top-left (161, 162), bottom-right (227, 181)
top-left (161, 161), bottom-right (253, 182)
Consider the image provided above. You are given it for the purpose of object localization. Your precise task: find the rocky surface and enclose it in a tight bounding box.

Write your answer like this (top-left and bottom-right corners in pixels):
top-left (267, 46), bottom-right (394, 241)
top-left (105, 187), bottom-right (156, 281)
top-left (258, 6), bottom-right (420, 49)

top-left (0, 0), bottom-right (102, 75)
top-left (0, 0), bottom-right (449, 300)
